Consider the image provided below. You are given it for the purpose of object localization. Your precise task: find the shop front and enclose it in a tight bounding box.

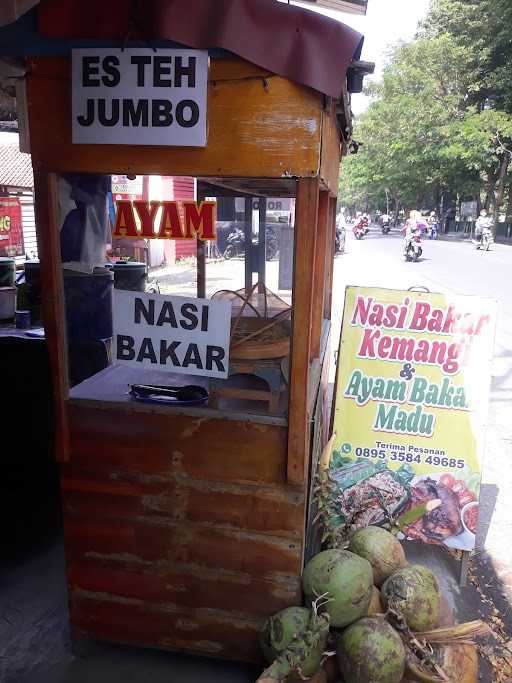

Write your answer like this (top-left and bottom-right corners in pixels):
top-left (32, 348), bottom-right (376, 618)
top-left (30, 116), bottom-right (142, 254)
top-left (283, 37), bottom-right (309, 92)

top-left (21, 0), bottom-right (365, 664)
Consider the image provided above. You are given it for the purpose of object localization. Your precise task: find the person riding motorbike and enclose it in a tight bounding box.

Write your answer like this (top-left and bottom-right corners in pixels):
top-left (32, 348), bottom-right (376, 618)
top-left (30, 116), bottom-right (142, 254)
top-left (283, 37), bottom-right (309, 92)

top-left (474, 209), bottom-right (492, 243)
top-left (427, 211), bottom-right (438, 239)
top-left (474, 209), bottom-right (494, 250)
top-left (402, 210), bottom-right (425, 259)
top-left (353, 214), bottom-right (369, 239)
top-left (380, 213), bottom-right (391, 233)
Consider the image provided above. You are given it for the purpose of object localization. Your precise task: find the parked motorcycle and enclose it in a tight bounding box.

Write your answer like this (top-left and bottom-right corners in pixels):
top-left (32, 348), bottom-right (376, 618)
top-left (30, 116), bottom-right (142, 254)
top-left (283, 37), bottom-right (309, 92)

top-left (223, 227), bottom-right (245, 259)
top-left (335, 226), bottom-right (346, 254)
top-left (474, 227), bottom-right (494, 251)
top-left (404, 230), bottom-right (423, 261)
top-left (223, 226), bottom-right (279, 260)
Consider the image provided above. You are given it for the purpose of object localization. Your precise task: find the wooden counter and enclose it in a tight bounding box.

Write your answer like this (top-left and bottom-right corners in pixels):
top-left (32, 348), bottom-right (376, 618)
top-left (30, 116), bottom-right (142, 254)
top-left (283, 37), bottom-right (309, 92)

top-left (63, 364), bottom-right (305, 662)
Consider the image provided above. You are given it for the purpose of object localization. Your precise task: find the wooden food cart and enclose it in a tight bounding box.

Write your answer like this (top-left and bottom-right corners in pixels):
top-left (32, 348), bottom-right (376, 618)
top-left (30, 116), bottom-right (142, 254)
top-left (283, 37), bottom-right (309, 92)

top-left (25, 0), bottom-right (366, 664)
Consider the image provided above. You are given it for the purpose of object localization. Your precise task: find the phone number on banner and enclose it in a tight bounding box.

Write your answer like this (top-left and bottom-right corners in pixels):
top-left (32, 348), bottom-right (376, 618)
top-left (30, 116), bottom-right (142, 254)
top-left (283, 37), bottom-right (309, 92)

top-left (347, 444), bottom-right (466, 469)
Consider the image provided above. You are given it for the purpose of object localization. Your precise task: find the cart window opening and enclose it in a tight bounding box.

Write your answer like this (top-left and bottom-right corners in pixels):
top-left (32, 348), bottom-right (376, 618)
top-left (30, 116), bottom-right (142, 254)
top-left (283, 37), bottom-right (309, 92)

top-left (51, 172), bottom-right (294, 421)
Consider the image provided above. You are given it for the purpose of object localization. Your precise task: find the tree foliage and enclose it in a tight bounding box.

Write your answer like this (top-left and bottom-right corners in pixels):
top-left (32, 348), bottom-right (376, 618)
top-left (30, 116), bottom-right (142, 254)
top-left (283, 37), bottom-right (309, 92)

top-left (340, 0), bottom-right (512, 223)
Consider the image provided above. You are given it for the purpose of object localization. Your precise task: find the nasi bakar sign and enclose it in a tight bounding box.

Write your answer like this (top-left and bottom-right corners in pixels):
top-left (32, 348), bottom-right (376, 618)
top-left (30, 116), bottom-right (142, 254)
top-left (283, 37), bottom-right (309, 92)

top-left (72, 48), bottom-right (208, 146)
top-left (331, 286), bottom-right (496, 552)
top-left (113, 290), bottom-right (231, 379)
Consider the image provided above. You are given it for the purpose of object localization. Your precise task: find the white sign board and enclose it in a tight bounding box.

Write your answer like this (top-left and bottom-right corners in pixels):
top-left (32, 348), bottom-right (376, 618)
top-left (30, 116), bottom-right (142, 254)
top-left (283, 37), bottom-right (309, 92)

top-left (111, 174), bottom-right (143, 196)
top-left (113, 290), bottom-right (231, 379)
top-left (72, 48), bottom-right (208, 146)
top-left (461, 201), bottom-right (478, 219)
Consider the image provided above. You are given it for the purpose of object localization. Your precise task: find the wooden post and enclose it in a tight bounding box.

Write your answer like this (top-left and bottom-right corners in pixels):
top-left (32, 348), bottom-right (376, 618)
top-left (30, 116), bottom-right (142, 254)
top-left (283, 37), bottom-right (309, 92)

top-left (258, 197), bottom-right (267, 292)
top-left (287, 177), bottom-right (319, 485)
top-left (310, 190), bottom-right (329, 359)
top-left (196, 239), bottom-right (206, 298)
top-left (33, 169), bottom-right (70, 462)
top-left (244, 197), bottom-right (253, 295)
top-left (324, 196), bottom-right (337, 320)
top-left (196, 187), bottom-right (206, 298)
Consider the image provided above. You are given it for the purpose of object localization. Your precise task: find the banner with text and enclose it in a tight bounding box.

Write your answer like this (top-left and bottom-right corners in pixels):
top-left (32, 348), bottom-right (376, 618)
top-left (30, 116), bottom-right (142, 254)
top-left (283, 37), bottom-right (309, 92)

top-left (0, 197), bottom-right (23, 257)
top-left (332, 286), bottom-right (496, 551)
top-left (72, 48), bottom-right (208, 146)
top-left (113, 290), bottom-right (231, 379)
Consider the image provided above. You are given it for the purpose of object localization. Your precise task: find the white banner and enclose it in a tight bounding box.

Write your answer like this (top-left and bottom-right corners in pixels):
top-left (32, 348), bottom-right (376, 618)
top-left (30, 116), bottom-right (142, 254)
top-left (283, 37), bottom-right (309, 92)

top-left (72, 48), bottom-right (208, 146)
top-left (113, 290), bottom-right (231, 378)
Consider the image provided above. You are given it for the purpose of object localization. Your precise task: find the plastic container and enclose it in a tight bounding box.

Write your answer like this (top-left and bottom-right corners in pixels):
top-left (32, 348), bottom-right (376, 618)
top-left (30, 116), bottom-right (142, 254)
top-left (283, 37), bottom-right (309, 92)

top-left (24, 260), bottom-right (41, 288)
top-left (15, 310), bottom-right (31, 329)
top-left (0, 286), bottom-right (16, 320)
top-left (113, 261), bottom-right (147, 291)
top-left (63, 268), bottom-right (113, 342)
top-left (0, 257), bottom-right (15, 287)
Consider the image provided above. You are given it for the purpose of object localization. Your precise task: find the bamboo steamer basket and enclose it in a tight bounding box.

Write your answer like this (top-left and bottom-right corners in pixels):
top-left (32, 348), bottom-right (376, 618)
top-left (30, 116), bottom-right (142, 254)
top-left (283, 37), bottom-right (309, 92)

top-left (214, 283), bottom-right (291, 361)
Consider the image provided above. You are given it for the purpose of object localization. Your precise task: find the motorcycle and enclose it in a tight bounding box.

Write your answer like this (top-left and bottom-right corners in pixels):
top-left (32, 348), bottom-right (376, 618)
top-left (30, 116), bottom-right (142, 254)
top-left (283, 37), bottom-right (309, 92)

top-left (404, 230), bottom-right (423, 262)
top-left (474, 227), bottom-right (494, 251)
top-left (381, 221), bottom-right (391, 235)
top-left (335, 227), bottom-right (345, 254)
top-left (353, 217), bottom-right (369, 240)
top-left (223, 227), bottom-right (245, 259)
top-left (223, 226), bottom-right (279, 260)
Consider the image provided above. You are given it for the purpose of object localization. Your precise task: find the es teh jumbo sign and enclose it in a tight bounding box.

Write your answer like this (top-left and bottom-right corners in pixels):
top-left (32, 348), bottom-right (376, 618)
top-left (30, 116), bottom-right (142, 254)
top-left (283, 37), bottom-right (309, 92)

top-left (72, 48), bottom-right (208, 146)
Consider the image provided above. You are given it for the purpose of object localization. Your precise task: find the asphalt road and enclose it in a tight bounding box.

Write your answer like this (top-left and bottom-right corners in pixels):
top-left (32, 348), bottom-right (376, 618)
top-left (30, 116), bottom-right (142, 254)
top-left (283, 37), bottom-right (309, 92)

top-left (331, 226), bottom-right (512, 573)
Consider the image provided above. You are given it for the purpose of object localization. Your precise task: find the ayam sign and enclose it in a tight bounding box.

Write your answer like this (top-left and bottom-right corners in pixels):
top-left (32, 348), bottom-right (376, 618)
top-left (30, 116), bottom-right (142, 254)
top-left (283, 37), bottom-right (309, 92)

top-left (113, 290), bottom-right (231, 379)
top-left (72, 48), bottom-right (208, 146)
top-left (113, 200), bottom-right (216, 240)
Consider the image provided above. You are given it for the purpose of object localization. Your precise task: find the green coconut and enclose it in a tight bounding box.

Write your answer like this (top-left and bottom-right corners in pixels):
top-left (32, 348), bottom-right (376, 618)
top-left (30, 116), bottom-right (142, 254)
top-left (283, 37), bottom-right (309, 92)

top-left (337, 616), bottom-right (406, 683)
top-left (302, 549), bottom-right (373, 628)
top-left (381, 564), bottom-right (440, 632)
top-left (259, 606), bottom-right (312, 663)
top-left (348, 526), bottom-right (407, 586)
top-left (259, 606), bottom-right (329, 680)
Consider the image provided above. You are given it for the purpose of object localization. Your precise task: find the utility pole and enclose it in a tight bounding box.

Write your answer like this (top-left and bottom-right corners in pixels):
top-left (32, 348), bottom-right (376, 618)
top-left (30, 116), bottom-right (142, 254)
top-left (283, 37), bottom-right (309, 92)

top-left (385, 188), bottom-right (390, 215)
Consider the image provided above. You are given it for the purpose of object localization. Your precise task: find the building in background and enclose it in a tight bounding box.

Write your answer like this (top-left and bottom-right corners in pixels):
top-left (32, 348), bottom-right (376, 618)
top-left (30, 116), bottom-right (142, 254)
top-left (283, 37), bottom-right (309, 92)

top-left (0, 134), bottom-right (36, 261)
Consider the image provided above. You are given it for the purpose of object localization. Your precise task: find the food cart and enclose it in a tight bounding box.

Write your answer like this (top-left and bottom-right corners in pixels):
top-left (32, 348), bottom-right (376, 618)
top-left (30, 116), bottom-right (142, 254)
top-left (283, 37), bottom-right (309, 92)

top-left (23, 0), bottom-right (367, 664)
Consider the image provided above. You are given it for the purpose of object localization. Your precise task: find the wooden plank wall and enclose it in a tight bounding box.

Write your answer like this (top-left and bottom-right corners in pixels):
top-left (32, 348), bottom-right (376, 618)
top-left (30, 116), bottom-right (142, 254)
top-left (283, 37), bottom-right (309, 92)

top-left (26, 58), bottom-right (323, 180)
top-left (62, 405), bottom-right (304, 662)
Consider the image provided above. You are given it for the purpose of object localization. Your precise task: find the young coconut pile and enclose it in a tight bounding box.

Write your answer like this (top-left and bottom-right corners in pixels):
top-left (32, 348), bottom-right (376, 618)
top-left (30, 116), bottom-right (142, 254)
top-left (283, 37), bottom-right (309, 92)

top-left (256, 522), bottom-right (488, 682)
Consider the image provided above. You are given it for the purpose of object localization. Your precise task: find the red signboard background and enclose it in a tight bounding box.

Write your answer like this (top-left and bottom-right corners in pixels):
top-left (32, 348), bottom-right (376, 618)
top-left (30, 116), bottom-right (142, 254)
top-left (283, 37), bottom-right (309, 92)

top-left (0, 197), bottom-right (23, 257)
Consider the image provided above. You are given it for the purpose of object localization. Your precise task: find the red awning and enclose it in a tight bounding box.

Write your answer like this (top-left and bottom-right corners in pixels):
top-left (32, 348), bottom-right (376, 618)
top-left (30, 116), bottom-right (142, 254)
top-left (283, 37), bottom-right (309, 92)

top-left (37, 0), bottom-right (363, 98)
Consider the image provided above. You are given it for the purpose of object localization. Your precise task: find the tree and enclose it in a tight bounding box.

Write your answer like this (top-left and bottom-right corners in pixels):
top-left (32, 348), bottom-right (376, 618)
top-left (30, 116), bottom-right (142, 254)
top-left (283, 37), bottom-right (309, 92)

top-left (340, 0), bottom-right (512, 228)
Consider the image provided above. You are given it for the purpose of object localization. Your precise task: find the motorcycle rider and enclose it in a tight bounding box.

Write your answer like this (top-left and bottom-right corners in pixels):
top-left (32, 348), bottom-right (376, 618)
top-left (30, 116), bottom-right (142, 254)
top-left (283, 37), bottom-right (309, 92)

top-left (402, 210), bottom-right (425, 255)
top-left (380, 212), bottom-right (391, 232)
top-left (427, 211), bottom-right (438, 239)
top-left (474, 209), bottom-right (492, 244)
